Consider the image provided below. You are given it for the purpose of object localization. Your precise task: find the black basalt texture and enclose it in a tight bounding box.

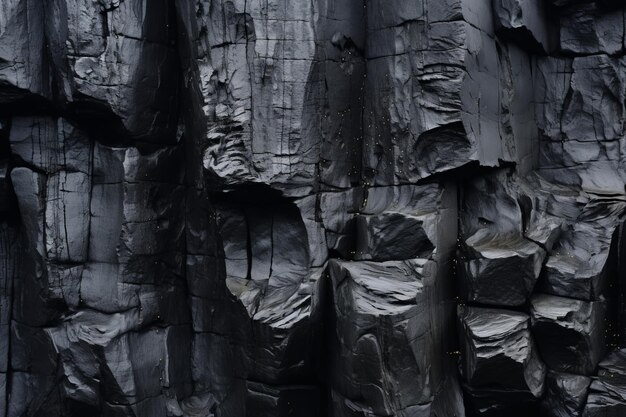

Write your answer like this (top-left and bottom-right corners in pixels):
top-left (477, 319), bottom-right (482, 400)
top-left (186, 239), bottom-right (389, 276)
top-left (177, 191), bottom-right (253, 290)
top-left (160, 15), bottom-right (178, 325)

top-left (2, 1), bottom-right (626, 416)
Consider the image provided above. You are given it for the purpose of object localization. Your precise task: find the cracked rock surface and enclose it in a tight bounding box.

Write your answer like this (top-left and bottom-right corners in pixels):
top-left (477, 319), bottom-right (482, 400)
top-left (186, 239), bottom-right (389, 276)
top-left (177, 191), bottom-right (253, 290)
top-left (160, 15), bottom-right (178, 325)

top-left (3, 0), bottom-right (626, 416)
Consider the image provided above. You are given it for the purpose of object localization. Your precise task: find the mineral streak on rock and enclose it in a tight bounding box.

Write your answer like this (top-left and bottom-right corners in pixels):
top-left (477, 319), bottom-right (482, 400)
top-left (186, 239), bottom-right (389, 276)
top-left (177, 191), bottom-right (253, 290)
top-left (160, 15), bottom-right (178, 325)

top-left (2, 0), bottom-right (626, 416)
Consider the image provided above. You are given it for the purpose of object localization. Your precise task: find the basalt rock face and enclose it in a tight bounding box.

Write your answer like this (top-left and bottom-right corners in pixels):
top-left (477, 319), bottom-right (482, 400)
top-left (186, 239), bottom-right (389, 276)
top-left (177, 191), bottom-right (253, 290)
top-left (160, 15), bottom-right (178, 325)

top-left (2, 1), bottom-right (626, 417)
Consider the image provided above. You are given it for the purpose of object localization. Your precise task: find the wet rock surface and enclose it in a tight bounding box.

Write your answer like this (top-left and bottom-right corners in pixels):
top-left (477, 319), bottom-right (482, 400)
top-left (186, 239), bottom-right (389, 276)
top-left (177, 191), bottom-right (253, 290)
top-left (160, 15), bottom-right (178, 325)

top-left (2, 0), bottom-right (626, 416)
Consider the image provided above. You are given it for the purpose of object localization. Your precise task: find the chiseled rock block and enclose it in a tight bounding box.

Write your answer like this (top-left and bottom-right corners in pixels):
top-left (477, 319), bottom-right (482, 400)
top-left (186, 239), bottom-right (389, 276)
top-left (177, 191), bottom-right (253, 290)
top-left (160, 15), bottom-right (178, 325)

top-left (361, 0), bottom-right (539, 186)
top-left (564, 56), bottom-right (625, 144)
top-left (45, 171), bottom-right (90, 263)
top-left (459, 172), bottom-right (561, 306)
top-left (492, 0), bottom-right (555, 53)
top-left (329, 259), bottom-right (459, 416)
top-left (0, 0), bottom-right (46, 101)
top-left (46, 0), bottom-right (179, 142)
top-left (9, 117), bottom-right (91, 173)
top-left (458, 306), bottom-right (545, 397)
top-left (536, 54), bottom-right (624, 152)
top-left (530, 294), bottom-right (606, 375)
top-left (460, 230), bottom-right (545, 306)
top-left (356, 183), bottom-right (453, 262)
top-left (355, 212), bottom-right (434, 261)
top-left (583, 349), bottom-right (626, 417)
top-left (44, 309), bottom-right (192, 414)
top-left (560, 4), bottom-right (623, 55)
top-left (539, 222), bottom-right (616, 300)
top-left (10, 167), bottom-right (45, 261)
top-left (196, 0), bottom-right (326, 190)
top-left (541, 371), bottom-right (591, 417)
top-left (247, 267), bottom-right (324, 383)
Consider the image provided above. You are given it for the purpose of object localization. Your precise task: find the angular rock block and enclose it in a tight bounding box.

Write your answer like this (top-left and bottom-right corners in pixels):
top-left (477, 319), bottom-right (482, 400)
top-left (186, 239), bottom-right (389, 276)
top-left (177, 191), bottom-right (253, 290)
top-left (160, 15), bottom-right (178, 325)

top-left (540, 222), bottom-right (617, 300)
top-left (458, 306), bottom-right (545, 400)
top-left (46, 0), bottom-right (180, 142)
top-left (0, 0), bottom-right (46, 101)
top-left (535, 54), bottom-right (625, 168)
top-left (459, 172), bottom-right (561, 306)
top-left (356, 183), bottom-right (454, 262)
top-left (45, 310), bottom-right (192, 414)
top-left (583, 349), bottom-right (626, 416)
top-left (45, 171), bottom-right (90, 263)
top-left (492, 0), bottom-right (556, 53)
top-left (541, 371), bottom-right (591, 417)
top-left (530, 294), bottom-right (606, 375)
top-left (214, 188), bottom-right (325, 408)
top-left (355, 211), bottom-right (433, 262)
top-left (9, 117), bottom-right (91, 173)
top-left (460, 230), bottom-right (545, 306)
top-left (329, 259), bottom-right (460, 416)
top-left (191, 0), bottom-right (355, 191)
top-left (559, 4), bottom-right (624, 55)
top-left (361, 0), bottom-right (542, 185)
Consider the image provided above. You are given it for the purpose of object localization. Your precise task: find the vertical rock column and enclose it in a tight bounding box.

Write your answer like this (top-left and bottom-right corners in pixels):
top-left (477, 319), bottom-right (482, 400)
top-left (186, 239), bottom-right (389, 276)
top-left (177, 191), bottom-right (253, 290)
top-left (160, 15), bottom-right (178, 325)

top-left (328, 182), bottom-right (464, 416)
top-left (174, 0), bottom-right (365, 414)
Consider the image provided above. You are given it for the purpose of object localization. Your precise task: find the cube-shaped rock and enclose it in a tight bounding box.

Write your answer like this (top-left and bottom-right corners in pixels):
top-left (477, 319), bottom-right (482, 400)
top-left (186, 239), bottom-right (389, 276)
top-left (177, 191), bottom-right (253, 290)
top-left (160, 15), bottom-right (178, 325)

top-left (530, 294), bottom-right (606, 375)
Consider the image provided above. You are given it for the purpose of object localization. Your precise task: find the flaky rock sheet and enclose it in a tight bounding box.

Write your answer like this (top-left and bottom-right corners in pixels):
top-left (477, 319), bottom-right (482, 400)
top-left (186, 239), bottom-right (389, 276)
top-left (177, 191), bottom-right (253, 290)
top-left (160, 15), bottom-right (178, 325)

top-left (2, 0), bottom-right (626, 416)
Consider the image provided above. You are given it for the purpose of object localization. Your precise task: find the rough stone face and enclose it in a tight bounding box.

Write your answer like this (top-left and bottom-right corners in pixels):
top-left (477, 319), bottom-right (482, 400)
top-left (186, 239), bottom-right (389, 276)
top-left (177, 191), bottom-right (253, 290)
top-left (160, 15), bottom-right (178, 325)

top-left (530, 294), bottom-right (606, 375)
top-left (541, 371), bottom-right (591, 417)
top-left (492, 0), bottom-right (556, 53)
top-left (329, 259), bottom-right (463, 416)
top-left (458, 171), bottom-right (561, 307)
top-left (539, 222), bottom-right (617, 300)
top-left (458, 306), bottom-right (546, 415)
top-left (583, 349), bottom-right (626, 417)
top-left (559, 3), bottom-right (624, 55)
top-left (2, 0), bottom-right (626, 416)
top-left (0, 0), bottom-right (46, 101)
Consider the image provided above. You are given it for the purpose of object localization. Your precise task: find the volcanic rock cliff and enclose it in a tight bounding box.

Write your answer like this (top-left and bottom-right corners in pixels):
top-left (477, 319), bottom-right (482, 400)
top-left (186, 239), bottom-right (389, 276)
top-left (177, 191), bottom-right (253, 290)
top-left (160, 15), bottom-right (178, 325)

top-left (1, 0), bottom-right (626, 416)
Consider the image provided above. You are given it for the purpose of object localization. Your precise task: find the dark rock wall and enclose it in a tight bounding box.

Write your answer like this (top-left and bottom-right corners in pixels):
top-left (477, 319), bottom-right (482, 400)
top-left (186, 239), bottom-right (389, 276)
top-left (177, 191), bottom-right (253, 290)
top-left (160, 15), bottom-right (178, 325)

top-left (1, 0), bottom-right (626, 416)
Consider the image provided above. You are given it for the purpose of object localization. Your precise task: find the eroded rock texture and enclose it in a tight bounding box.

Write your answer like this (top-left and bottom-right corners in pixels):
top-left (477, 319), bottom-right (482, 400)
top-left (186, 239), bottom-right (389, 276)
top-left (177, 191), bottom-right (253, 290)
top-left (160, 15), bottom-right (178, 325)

top-left (2, 0), bottom-right (626, 416)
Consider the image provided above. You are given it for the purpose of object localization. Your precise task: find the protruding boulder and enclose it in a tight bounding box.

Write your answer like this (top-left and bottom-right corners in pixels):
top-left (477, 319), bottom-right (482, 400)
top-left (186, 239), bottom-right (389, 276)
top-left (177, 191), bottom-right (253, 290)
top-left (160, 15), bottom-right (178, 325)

top-left (530, 294), bottom-right (606, 375)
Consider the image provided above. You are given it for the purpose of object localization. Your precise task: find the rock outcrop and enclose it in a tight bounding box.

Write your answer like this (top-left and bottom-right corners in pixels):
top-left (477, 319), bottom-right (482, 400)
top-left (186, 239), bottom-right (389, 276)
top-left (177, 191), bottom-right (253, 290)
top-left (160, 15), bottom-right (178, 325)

top-left (1, 0), bottom-right (626, 416)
